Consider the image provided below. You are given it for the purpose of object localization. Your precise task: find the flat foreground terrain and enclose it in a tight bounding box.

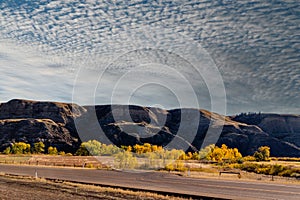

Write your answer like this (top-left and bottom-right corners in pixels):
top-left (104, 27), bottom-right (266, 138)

top-left (1, 164), bottom-right (300, 199)
top-left (0, 174), bottom-right (184, 200)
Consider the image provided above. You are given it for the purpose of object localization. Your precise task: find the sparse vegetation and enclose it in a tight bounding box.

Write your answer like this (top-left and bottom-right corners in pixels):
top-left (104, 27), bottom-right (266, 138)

top-left (231, 162), bottom-right (300, 178)
top-left (1, 141), bottom-right (299, 179)
top-left (0, 174), bottom-right (185, 200)
top-left (165, 160), bottom-right (187, 172)
top-left (271, 157), bottom-right (300, 162)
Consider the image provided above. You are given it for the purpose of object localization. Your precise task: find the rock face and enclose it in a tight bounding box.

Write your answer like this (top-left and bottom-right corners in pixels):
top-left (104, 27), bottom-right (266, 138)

top-left (0, 99), bottom-right (299, 157)
top-left (0, 99), bottom-right (85, 152)
top-left (231, 113), bottom-right (300, 156)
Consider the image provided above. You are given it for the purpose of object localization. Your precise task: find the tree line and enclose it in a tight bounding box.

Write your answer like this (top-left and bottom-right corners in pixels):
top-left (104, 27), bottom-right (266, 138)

top-left (2, 141), bottom-right (69, 155)
top-left (1, 140), bottom-right (270, 163)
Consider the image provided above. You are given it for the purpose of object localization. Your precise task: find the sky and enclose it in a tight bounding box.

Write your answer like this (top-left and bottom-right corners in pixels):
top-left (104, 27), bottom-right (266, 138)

top-left (0, 0), bottom-right (299, 115)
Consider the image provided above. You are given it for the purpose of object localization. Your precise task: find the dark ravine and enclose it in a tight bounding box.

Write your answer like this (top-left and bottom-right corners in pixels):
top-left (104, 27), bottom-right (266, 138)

top-left (0, 99), bottom-right (299, 157)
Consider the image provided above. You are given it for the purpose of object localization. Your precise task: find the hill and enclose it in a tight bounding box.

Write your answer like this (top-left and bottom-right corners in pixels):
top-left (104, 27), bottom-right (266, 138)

top-left (0, 99), bottom-right (299, 156)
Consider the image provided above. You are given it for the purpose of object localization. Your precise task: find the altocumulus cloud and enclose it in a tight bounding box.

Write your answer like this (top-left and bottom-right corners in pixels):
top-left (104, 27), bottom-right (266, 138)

top-left (0, 0), bottom-right (299, 114)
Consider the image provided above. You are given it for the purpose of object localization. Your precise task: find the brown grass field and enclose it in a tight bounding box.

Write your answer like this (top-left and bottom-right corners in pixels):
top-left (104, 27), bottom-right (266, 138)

top-left (0, 173), bottom-right (186, 200)
top-left (0, 155), bottom-right (299, 184)
top-left (0, 155), bottom-right (107, 168)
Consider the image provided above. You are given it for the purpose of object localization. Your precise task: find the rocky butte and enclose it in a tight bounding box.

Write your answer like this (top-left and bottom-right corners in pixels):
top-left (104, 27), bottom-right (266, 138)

top-left (0, 99), bottom-right (299, 157)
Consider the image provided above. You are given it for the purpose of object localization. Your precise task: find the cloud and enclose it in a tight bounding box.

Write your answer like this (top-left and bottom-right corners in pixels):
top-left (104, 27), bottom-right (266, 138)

top-left (0, 0), bottom-right (299, 114)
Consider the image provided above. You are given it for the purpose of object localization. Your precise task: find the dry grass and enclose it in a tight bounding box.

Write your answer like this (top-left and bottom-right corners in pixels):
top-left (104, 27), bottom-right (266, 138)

top-left (0, 155), bottom-right (107, 169)
top-left (0, 174), bottom-right (187, 200)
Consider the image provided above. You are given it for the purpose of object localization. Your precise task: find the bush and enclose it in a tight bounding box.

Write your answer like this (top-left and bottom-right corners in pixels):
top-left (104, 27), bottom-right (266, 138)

top-left (48, 146), bottom-right (58, 155)
top-left (75, 140), bottom-right (123, 156)
top-left (165, 163), bottom-right (174, 171)
top-left (133, 143), bottom-right (163, 155)
top-left (254, 151), bottom-right (264, 161)
top-left (164, 160), bottom-right (187, 172)
top-left (85, 163), bottom-right (94, 168)
top-left (233, 163), bottom-right (299, 177)
top-left (114, 151), bottom-right (138, 169)
top-left (253, 146), bottom-right (270, 161)
top-left (2, 146), bottom-right (11, 154)
top-left (243, 156), bottom-right (256, 161)
top-left (197, 144), bottom-right (242, 163)
top-left (75, 143), bottom-right (90, 156)
top-left (32, 142), bottom-right (45, 154)
top-left (11, 142), bottom-right (31, 154)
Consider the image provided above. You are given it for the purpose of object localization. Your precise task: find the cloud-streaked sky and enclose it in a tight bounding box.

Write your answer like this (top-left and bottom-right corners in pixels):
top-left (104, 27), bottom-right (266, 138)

top-left (0, 0), bottom-right (299, 115)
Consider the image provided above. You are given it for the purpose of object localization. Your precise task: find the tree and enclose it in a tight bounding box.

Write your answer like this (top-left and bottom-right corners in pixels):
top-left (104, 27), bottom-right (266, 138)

top-left (3, 146), bottom-right (11, 154)
top-left (197, 144), bottom-right (242, 163)
top-left (75, 143), bottom-right (91, 156)
top-left (11, 142), bottom-right (31, 154)
top-left (253, 146), bottom-right (270, 161)
top-left (114, 151), bottom-right (137, 169)
top-left (197, 144), bottom-right (215, 160)
top-left (48, 146), bottom-right (58, 155)
top-left (32, 142), bottom-right (45, 154)
top-left (259, 146), bottom-right (270, 160)
top-left (253, 151), bottom-right (264, 161)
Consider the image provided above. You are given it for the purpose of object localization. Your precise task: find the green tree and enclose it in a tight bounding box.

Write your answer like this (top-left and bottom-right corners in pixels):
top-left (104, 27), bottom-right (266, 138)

top-left (32, 142), bottom-right (45, 154)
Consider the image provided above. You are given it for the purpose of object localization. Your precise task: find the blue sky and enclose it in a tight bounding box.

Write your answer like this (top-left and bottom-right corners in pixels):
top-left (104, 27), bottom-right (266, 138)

top-left (0, 0), bottom-right (299, 115)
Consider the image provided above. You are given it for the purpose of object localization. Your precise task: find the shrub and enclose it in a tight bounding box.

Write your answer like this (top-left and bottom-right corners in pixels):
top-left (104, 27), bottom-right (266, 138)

top-left (254, 151), bottom-right (264, 161)
top-left (3, 146), bottom-right (11, 154)
top-left (165, 163), bottom-right (174, 171)
top-left (82, 140), bottom-right (102, 155)
top-left (48, 146), bottom-right (58, 155)
top-left (233, 163), bottom-right (299, 177)
top-left (132, 143), bottom-right (164, 155)
top-left (85, 163), bottom-right (94, 168)
top-left (32, 142), bottom-right (45, 154)
top-left (269, 164), bottom-right (284, 175)
top-left (253, 146), bottom-right (270, 161)
top-left (243, 156), bottom-right (256, 161)
top-left (164, 160), bottom-right (187, 172)
top-left (75, 140), bottom-right (123, 156)
top-left (197, 144), bottom-right (243, 163)
top-left (114, 151), bottom-right (138, 169)
top-left (197, 144), bottom-right (215, 160)
top-left (75, 143), bottom-right (90, 156)
top-left (11, 142), bottom-right (31, 154)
